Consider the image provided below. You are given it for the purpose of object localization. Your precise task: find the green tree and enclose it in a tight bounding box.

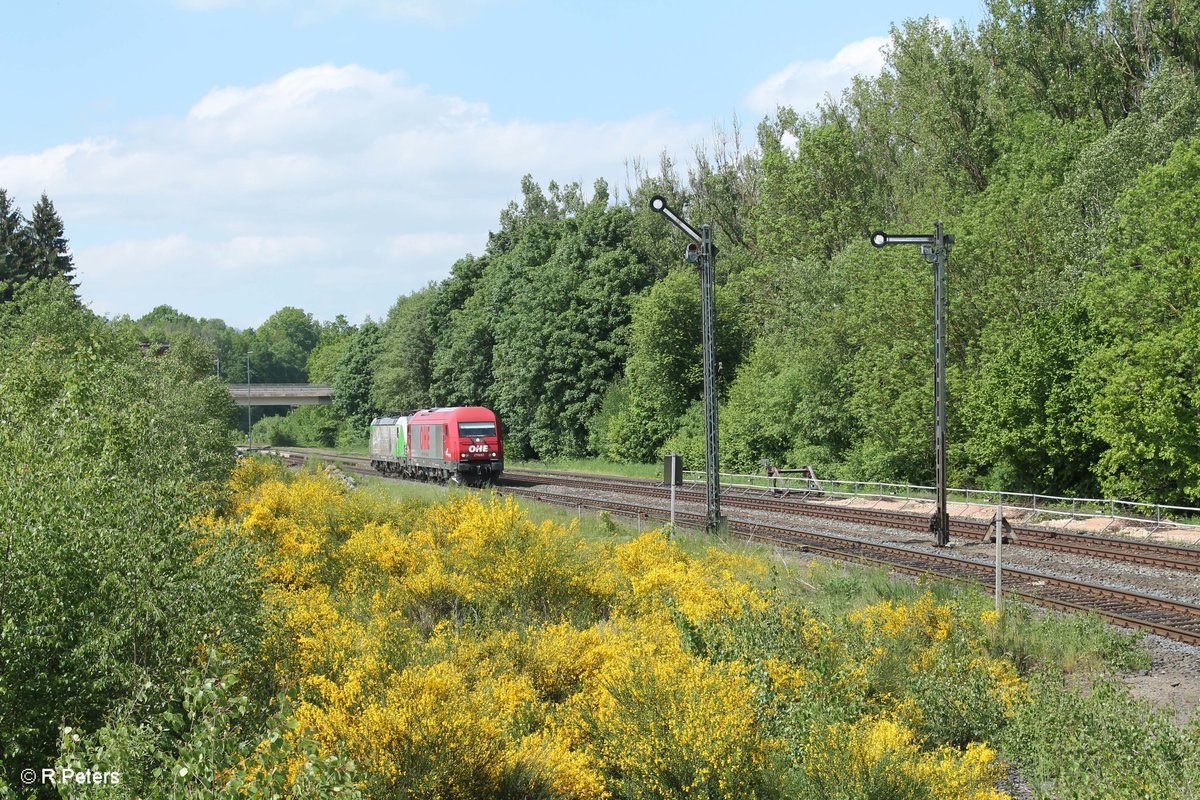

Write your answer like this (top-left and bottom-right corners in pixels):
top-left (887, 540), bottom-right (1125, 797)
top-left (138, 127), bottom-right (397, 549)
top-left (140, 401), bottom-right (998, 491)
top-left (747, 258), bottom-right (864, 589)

top-left (982, 0), bottom-right (1148, 128)
top-left (307, 314), bottom-right (355, 385)
top-left (373, 287), bottom-right (436, 413)
top-left (961, 302), bottom-right (1100, 493)
top-left (837, 242), bottom-right (945, 482)
top-left (255, 306), bottom-right (321, 383)
top-left (886, 17), bottom-right (999, 195)
top-left (134, 305), bottom-right (244, 383)
top-left (719, 255), bottom-right (857, 474)
top-left (686, 119), bottom-right (761, 270)
top-left (0, 189), bottom-right (30, 303)
top-left (332, 319), bottom-right (382, 438)
top-left (1082, 137), bottom-right (1200, 502)
top-left (27, 193), bottom-right (76, 288)
top-left (491, 183), bottom-right (653, 458)
top-left (1149, 0), bottom-right (1200, 72)
top-left (608, 268), bottom-right (750, 462)
top-left (0, 280), bottom-right (248, 785)
top-left (429, 264), bottom-right (500, 411)
top-left (755, 108), bottom-right (887, 265)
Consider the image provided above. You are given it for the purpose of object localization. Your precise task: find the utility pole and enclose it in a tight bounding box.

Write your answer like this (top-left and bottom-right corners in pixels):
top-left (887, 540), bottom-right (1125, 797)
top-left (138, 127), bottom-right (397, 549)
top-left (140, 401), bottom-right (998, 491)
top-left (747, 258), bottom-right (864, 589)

top-left (870, 224), bottom-right (954, 547)
top-left (246, 351), bottom-right (253, 450)
top-left (650, 195), bottom-right (722, 535)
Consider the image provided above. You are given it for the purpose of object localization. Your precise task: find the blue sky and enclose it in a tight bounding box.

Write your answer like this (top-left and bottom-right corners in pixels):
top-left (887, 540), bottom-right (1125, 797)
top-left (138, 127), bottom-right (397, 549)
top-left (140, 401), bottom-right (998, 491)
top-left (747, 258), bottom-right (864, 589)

top-left (2, 0), bottom-right (985, 328)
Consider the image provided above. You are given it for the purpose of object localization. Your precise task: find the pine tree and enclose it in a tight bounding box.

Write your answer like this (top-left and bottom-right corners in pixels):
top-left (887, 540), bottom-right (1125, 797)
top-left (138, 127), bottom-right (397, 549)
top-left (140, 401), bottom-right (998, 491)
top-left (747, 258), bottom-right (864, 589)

top-left (28, 193), bottom-right (76, 288)
top-left (0, 189), bottom-right (30, 302)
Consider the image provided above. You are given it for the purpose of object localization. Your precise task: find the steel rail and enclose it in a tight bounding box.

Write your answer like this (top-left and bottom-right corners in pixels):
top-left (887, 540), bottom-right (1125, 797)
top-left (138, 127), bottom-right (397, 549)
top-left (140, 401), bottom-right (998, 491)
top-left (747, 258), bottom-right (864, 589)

top-left (503, 485), bottom-right (1200, 646)
top-left (266, 459), bottom-right (1200, 571)
top-left (503, 469), bottom-right (1200, 573)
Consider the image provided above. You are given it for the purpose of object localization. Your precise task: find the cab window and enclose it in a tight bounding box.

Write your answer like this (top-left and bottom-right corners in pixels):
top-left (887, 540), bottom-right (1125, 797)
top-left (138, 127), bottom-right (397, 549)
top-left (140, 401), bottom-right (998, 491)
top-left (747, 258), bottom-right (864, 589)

top-left (458, 422), bottom-right (496, 438)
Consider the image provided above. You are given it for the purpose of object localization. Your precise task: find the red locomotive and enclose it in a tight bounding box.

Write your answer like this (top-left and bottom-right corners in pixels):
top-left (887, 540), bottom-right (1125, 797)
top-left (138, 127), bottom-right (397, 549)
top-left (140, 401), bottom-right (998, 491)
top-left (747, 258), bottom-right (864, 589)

top-left (369, 406), bottom-right (503, 485)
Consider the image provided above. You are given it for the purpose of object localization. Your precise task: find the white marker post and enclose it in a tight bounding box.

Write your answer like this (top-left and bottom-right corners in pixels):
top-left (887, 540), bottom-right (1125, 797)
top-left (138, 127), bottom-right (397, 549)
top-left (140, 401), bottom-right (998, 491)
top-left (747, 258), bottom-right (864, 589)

top-left (995, 500), bottom-right (1003, 614)
top-left (664, 454), bottom-right (683, 538)
top-left (986, 499), bottom-right (1013, 613)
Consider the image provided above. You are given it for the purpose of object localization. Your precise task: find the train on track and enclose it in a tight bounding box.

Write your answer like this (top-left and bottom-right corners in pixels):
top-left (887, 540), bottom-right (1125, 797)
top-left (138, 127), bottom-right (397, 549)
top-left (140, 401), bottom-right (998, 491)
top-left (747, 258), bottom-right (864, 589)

top-left (369, 406), bottom-right (503, 486)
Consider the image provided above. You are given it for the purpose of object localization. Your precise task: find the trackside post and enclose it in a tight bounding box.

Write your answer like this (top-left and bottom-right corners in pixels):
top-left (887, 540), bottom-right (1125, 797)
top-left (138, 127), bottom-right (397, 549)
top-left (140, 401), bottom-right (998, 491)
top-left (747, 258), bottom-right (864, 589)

top-left (664, 453), bottom-right (683, 536)
top-left (869, 223), bottom-right (955, 547)
top-left (650, 195), bottom-right (722, 536)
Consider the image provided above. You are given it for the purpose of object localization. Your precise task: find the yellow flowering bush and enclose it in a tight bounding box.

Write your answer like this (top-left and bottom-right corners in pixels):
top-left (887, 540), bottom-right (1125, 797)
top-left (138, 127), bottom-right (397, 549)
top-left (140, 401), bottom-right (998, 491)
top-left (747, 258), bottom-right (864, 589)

top-left (566, 650), bottom-right (773, 799)
top-left (216, 459), bottom-right (1018, 800)
top-left (845, 594), bottom-right (1029, 747)
top-left (505, 729), bottom-right (608, 799)
top-left (799, 717), bottom-right (1008, 800)
top-left (614, 531), bottom-right (769, 623)
top-left (849, 594), bottom-right (954, 642)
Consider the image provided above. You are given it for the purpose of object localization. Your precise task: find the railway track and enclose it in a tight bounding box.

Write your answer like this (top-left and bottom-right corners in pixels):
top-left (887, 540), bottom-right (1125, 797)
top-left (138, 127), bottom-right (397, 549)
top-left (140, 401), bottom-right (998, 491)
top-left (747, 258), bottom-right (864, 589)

top-left (504, 469), bottom-right (1200, 574)
top-left (504, 483), bottom-right (1200, 647)
top-left (261, 450), bottom-right (1200, 645)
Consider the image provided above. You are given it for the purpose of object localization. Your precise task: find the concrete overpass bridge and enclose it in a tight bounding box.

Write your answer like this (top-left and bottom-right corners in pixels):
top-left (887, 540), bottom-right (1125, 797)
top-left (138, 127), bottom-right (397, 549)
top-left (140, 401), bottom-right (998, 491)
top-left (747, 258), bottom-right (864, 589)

top-left (228, 383), bottom-right (333, 406)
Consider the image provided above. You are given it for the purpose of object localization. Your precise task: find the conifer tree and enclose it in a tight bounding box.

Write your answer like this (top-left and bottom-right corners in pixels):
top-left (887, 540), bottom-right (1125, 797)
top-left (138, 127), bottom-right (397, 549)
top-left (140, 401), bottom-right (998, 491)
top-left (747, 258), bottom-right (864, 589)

top-left (0, 189), bottom-right (30, 302)
top-left (27, 193), bottom-right (76, 289)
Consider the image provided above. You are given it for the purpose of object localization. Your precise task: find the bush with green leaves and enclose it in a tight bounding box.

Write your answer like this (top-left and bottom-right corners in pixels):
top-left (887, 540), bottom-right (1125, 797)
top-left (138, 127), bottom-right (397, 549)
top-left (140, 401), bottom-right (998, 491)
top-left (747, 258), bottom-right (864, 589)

top-left (1001, 675), bottom-right (1200, 799)
top-left (0, 280), bottom-right (257, 789)
top-left (53, 652), bottom-right (362, 799)
top-left (252, 406), bottom-right (339, 449)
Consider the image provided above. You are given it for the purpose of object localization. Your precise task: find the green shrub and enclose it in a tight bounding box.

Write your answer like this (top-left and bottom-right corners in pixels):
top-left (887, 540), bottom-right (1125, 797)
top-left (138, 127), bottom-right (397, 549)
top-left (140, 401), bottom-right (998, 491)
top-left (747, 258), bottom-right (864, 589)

top-left (0, 280), bottom-right (254, 789)
top-left (55, 653), bottom-right (362, 799)
top-left (1001, 675), bottom-right (1200, 799)
top-left (252, 414), bottom-right (297, 446)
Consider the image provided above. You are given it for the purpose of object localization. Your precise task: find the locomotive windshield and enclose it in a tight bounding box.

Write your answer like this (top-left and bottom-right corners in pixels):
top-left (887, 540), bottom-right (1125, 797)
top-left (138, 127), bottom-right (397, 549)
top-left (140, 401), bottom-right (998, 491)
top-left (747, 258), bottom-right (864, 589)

top-left (458, 421), bottom-right (497, 438)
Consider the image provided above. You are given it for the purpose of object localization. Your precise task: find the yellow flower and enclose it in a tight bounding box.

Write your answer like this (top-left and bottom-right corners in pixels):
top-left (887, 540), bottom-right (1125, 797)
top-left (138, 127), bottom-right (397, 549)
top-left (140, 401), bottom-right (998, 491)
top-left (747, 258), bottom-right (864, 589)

top-left (613, 531), bottom-right (767, 623)
top-left (804, 718), bottom-right (1010, 800)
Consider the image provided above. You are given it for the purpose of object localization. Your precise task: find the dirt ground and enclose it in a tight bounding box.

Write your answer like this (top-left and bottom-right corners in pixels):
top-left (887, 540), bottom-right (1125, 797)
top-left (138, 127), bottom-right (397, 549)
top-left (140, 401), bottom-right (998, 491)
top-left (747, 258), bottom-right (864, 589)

top-left (1123, 639), bottom-right (1200, 727)
top-left (813, 492), bottom-right (1200, 545)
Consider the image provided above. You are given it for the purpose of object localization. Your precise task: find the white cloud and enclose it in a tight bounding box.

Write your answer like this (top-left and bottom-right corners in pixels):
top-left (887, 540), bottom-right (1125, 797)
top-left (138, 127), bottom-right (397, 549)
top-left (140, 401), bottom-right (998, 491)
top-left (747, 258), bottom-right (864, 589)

top-left (744, 36), bottom-right (888, 116)
top-left (0, 141), bottom-right (110, 192)
top-left (3, 64), bottom-right (703, 327)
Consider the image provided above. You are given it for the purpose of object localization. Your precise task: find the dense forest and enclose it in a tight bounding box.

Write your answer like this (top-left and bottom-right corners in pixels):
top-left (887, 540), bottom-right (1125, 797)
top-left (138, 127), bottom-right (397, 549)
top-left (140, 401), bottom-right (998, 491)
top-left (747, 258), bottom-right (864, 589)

top-left (7, 0), bottom-right (1200, 508)
top-left (387, 0), bottom-right (1197, 507)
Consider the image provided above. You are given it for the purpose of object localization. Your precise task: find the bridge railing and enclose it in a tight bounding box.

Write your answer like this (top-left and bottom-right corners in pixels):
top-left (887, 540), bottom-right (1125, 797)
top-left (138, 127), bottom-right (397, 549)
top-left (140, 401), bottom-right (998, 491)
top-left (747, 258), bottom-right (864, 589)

top-left (227, 383), bottom-right (333, 406)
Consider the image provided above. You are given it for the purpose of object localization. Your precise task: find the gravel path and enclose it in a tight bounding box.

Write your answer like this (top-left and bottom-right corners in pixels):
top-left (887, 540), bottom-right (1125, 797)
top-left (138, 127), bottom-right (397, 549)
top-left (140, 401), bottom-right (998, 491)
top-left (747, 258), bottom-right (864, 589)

top-left (1125, 635), bottom-right (1200, 726)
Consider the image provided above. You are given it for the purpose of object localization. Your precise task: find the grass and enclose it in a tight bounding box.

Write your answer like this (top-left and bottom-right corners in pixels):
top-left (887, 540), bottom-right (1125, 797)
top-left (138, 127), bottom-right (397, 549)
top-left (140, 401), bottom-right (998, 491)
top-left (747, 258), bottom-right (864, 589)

top-left (509, 456), bottom-right (666, 480)
top-left (999, 674), bottom-right (1200, 798)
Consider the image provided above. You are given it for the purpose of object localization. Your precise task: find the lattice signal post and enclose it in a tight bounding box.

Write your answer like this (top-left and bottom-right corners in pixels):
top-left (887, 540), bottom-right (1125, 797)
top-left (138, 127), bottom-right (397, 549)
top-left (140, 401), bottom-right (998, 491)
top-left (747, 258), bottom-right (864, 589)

top-left (650, 196), bottom-right (722, 535)
top-left (870, 223), bottom-right (954, 547)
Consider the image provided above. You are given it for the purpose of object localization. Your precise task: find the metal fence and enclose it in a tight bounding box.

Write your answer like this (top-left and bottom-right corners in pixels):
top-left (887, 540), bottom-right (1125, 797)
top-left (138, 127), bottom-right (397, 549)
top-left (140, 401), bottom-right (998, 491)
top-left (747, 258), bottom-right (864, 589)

top-left (683, 470), bottom-right (1200, 531)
